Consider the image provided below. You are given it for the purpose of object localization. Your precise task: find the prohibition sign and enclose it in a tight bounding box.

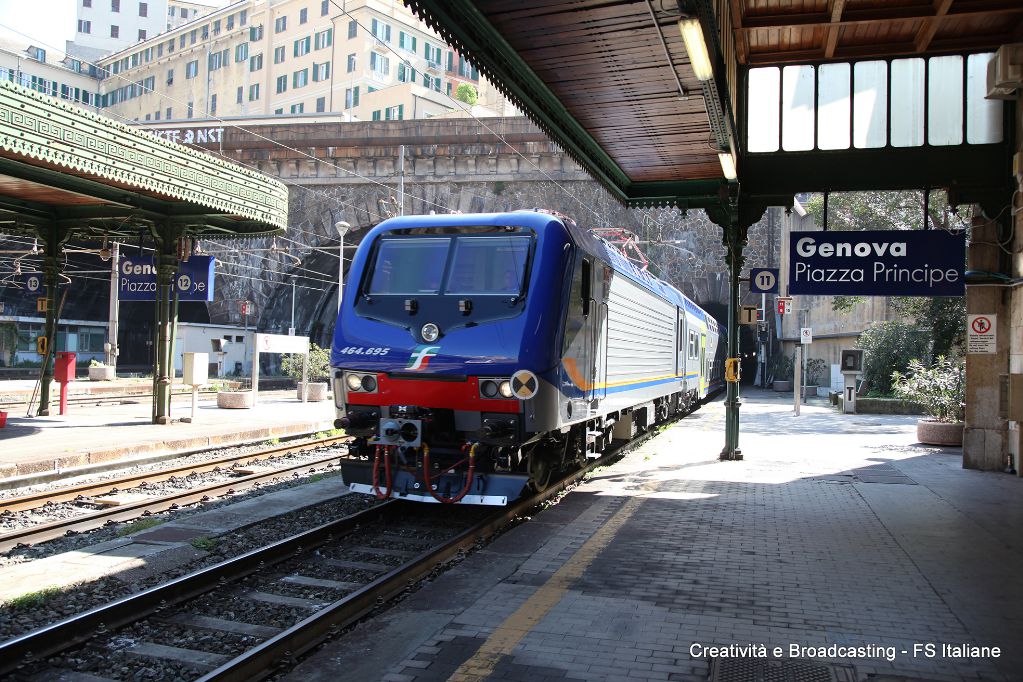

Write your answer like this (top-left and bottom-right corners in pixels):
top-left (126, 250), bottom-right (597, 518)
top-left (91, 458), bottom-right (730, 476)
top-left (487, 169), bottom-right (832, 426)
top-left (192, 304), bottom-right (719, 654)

top-left (971, 316), bottom-right (991, 334)
top-left (510, 369), bottom-right (539, 400)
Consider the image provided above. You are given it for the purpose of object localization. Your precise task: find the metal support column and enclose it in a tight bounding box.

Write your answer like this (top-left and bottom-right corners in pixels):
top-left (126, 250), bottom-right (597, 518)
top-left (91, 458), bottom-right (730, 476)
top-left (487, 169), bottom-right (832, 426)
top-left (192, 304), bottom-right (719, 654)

top-left (36, 225), bottom-right (71, 417)
top-left (153, 227), bottom-right (181, 424)
top-left (722, 216), bottom-right (745, 461)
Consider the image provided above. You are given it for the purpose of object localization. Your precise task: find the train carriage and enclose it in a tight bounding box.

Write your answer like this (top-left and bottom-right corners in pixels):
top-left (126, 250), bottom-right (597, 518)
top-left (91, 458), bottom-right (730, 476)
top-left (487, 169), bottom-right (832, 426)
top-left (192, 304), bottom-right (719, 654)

top-left (332, 211), bottom-right (724, 505)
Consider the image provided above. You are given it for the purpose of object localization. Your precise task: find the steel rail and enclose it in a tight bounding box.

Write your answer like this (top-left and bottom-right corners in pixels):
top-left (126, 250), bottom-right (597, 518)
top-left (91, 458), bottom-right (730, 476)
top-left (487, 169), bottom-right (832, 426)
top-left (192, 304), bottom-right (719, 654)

top-left (0, 452), bottom-right (349, 552)
top-left (0, 501), bottom-right (397, 677)
top-left (0, 435), bottom-right (350, 514)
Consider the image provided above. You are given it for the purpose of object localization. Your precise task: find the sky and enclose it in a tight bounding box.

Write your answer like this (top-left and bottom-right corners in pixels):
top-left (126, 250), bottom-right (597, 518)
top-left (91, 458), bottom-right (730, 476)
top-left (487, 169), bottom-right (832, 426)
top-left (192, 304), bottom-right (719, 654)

top-left (0, 0), bottom-right (79, 55)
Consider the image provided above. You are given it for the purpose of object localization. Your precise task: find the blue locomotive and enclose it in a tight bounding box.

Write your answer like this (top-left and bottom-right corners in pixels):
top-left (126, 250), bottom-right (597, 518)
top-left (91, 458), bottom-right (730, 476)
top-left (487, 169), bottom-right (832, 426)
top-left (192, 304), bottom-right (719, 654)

top-left (331, 211), bottom-right (724, 504)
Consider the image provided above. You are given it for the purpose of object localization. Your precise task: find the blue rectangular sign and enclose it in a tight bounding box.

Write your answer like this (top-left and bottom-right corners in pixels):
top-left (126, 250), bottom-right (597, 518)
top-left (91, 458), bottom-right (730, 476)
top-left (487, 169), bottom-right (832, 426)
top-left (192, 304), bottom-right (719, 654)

top-left (789, 230), bottom-right (964, 297)
top-left (749, 268), bottom-right (779, 294)
top-left (119, 255), bottom-right (215, 302)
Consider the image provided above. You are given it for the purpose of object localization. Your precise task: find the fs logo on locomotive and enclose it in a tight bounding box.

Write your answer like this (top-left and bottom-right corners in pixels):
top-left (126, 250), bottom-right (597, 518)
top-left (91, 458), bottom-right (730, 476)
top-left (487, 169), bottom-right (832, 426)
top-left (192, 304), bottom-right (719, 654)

top-left (406, 345), bottom-right (440, 370)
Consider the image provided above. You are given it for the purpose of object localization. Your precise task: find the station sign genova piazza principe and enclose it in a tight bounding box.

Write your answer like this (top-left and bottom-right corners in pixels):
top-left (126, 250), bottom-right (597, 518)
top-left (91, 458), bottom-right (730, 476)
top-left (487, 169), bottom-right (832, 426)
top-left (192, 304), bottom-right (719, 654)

top-left (788, 230), bottom-right (965, 297)
top-left (118, 256), bottom-right (215, 302)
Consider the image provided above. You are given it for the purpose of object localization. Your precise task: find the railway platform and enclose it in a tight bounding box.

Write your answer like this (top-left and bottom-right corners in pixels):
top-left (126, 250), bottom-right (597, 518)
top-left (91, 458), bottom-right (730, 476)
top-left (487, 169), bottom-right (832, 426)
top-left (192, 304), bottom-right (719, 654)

top-left (0, 382), bottom-right (336, 479)
top-left (290, 389), bottom-right (1023, 682)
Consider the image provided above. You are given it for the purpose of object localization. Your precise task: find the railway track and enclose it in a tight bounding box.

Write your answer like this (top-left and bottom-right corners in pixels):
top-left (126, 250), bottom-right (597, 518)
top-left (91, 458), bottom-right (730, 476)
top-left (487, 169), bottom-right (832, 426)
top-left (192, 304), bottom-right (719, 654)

top-left (0, 435), bottom-right (351, 552)
top-left (0, 446), bottom-right (618, 681)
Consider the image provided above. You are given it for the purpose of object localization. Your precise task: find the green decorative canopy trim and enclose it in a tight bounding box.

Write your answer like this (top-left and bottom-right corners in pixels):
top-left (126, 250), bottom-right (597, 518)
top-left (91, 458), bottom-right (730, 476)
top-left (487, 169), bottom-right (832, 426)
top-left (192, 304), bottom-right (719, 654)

top-left (0, 80), bottom-right (287, 234)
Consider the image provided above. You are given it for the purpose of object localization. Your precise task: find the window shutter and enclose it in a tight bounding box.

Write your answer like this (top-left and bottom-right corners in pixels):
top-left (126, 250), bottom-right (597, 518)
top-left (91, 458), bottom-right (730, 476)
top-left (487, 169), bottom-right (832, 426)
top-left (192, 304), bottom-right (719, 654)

top-left (398, 104), bottom-right (403, 120)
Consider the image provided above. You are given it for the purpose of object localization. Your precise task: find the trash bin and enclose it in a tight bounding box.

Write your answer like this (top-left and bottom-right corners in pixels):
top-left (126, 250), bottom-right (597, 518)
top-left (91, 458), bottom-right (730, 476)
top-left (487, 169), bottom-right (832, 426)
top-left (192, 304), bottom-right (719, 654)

top-left (0, 411), bottom-right (7, 428)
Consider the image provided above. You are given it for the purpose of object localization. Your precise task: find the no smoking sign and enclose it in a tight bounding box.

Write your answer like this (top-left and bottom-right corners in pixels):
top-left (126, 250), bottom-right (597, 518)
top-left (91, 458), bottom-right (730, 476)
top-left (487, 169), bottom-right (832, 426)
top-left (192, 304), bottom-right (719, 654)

top-left (968, 314), bottom-right (996, 354)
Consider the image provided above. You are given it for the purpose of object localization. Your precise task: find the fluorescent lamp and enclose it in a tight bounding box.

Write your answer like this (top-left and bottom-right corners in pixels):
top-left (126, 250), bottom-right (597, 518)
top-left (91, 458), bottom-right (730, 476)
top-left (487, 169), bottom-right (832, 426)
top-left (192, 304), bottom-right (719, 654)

top-left (679, 18), bottom-right (713, 81)
top-left (718, 152), bottom-right (737, 180)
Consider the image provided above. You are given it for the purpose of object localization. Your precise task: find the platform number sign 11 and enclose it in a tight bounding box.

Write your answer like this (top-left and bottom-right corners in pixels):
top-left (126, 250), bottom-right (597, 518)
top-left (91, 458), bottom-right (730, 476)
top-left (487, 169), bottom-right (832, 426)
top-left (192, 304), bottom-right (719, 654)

top-left (749, 268), bottom-right (779, 294)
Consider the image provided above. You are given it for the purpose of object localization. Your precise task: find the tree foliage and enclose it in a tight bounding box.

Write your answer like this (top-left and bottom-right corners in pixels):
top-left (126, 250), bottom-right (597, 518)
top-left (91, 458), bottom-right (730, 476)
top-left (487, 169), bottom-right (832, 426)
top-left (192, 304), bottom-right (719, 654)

top-left (454, 83), bottom-right (478, 105)
top-left (856, 321), bottom-right (931, 396)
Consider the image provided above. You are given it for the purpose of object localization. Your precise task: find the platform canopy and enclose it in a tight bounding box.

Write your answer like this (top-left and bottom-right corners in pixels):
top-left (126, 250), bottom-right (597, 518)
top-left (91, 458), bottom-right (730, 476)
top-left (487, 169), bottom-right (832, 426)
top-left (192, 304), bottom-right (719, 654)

top-left (406, 0), bottom-right (1021, 211)
top-left (0, 80), bottom-right (287, 239)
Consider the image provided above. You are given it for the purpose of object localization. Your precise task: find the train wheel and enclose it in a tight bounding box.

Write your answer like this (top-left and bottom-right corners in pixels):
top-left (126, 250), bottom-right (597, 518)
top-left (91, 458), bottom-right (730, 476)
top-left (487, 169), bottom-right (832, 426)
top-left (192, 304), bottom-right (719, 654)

top-left (528, 453), bottom-right (556, 492)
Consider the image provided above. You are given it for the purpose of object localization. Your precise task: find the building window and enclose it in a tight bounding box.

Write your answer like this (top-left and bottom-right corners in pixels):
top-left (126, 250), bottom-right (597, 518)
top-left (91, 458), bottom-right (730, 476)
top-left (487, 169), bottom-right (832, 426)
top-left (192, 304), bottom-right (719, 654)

top-left (168, 5), bottom-right (174, 15)
top-left (187, 101), bottom-right (193, 118)
top-left (249, 83), bottom-right (260, 100)
top-left (347, 19), bottom-right (357, 39)
top-left (275, 107), bottom-right (283, 114)
top-left (240, 10), bottom-right (247, 25)
top-left (78, 20), bottom-right (91, 33)
top-left (208, 50), bottom-right (224, 71)
top-left (83, 0), bottom-right (91, 6)
top-left (385, 105), bottom-right (402, 120)
top-left (398, 62), bottom-right (416, 83)
top-left (179, 34), bottom-right (185, 49)
top-left (227, 14), bottom-right (234, 30)
top-left (371, 18), bottom-right (391, 43)
top-left (291, 102), bottom-right (304, 113)
top-left (111, 0), bottom-right (119, 11)
top-left (274, 15), bottom-right (287, 33)
top-left (371, 109), bottom-right (380, 121)
top-left (154, 110), bottom-right (160, 120)
top-left (314, 28), bottom-right (332, 50)
top-left (110, 25), bottom-right (119, 38)
top-left (210, 93), bottom-right (217, 115)
top-left (166, 106), bottom-right (172, 118)
top-left (344, 86), bottom-right (359, 108)
top-left (294, 36), bottom-right (311, 57)
top-left (201, 25), bottom-right (209, 39)
top-left (316, 96), bottom-right (325, 112)
top-left (166, 68), bottom-right (173, 84)
top-left (293, 68), bottom-right (308, 88)
top-left (145, 113), bottom-right (151, 120)
top-left (250, 24), bottom-right (263, 41)
top-left (399, 31), bottom-right (416, 53)
top-left (167, 38), bottom-right (174, 52)
top-left (369, 52), bottom-right (389, 78)
top-left (185, 60), bottom-right (198, 78)
top-left (138, 29), bottom-right (146, 40)
top-left (313, 61), bottom-right (329, 82)
top-left (346, 53), bottom-right (356, 72)
top-left (235, 43), bottom-right (248, 62)
top-left (424, 42), bottom-right (442, 66)
top-left (139, 2), bottom-right (147, 17)
top-left (276, 75), bottom-right (287, 93)
top-left (274, 46), bottom-right (285, 64)
top-left (213, 19), bottom-right (221, 35)
top-left (236, 86), bottom-right (243, 103)
top-left (250, 53), bottom-right (263, 71)
top-left (321, 0), bottom-right (329, 16)
top-left (447, 50), bottom-right (454, 72)
top-left (190, 29), bottom-right (196, 44)
top-left (299, 7), bottom-right (307, 24)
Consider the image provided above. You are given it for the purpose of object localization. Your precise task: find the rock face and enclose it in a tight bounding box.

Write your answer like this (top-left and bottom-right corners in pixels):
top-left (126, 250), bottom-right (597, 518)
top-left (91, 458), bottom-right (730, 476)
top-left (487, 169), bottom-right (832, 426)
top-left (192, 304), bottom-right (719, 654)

top-left (197, 118), bottom-right (779, 347)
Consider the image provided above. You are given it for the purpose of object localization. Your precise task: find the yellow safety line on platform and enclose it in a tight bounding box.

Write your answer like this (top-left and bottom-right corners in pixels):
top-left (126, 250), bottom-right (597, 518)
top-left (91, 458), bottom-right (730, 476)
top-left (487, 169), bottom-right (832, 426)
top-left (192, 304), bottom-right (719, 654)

top-left (448, 496), bottom-right (644, 682)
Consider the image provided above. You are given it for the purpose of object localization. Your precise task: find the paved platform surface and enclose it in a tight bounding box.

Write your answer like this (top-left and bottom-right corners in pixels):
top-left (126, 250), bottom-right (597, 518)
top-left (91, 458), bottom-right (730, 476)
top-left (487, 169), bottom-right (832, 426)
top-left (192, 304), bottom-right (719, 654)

top-left (0, 382), bottom-right (337, 478)
top-left (289, 389), bottom-right (1023, 682)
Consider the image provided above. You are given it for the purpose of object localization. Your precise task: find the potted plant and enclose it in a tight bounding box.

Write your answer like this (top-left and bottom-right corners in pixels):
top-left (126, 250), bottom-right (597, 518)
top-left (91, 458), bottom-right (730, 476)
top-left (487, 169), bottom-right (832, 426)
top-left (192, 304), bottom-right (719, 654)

top-left (282, 343), bottom-right (331, 401)
top-left (803, 358), bottom-right (826, 398)
top-left (771, 353), bottom-right (793, 392)
top-left (88, 358), bottom-right (115, 381)
top-left (892, 356), bottom-right (965, 446)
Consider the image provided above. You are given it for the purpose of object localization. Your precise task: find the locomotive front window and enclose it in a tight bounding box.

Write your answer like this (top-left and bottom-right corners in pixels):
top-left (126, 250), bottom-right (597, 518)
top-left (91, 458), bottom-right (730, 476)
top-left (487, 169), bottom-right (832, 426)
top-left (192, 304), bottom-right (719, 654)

top-left (368, 238), bottom-right (451, 295)
top-left (444, 236), bottom-right (530, 295)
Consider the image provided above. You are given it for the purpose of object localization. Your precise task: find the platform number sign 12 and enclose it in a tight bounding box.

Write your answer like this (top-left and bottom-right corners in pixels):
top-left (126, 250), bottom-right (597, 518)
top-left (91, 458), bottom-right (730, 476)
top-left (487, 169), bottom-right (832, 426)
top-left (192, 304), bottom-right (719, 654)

top-left (749, 268), bottom-right (779, 294)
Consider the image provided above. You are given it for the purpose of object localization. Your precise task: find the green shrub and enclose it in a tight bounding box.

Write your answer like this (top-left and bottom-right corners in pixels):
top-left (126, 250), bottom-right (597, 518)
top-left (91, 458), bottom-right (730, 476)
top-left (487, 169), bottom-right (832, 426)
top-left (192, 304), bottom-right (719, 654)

top-left (856, 321), bottom-right (930, 396)
top-left (281, 343), bottom-right (330, 381)
top-left (892, 356), bottom-right (965, 423)
top-left (770, 352), bottom-right (793, 381)
top-left (805, 358), bottom-right (827, 385)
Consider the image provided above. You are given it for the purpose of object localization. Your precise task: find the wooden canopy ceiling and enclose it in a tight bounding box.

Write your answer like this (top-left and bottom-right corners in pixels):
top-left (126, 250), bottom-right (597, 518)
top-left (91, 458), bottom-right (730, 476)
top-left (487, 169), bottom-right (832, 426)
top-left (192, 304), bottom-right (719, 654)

top-left (734, 0), bottom-right (1023, 65)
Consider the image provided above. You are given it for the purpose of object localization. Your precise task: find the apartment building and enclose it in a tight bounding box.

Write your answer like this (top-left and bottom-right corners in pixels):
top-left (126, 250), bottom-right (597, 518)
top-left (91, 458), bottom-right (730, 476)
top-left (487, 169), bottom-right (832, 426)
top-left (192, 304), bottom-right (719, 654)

top-left (0, 37), bottom-right (101, 110)
top-left (93, 0), bottom-right (492, 124)
top-left (71, 0), bottom-right (222, 62)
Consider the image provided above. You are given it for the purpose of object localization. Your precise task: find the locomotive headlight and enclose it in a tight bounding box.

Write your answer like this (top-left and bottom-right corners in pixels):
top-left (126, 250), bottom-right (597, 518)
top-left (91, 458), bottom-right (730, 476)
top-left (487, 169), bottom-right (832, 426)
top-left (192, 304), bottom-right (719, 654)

top-left (480, 379), bottom-right (498, 398)
top-left (421, 322), bottom-right (440, 342)
top-left (498, 380), bottom-right (514, 398)
top-left (346, 373), bottom-right (363, 391)
top-left (362, 374), bottom-right (377, 392)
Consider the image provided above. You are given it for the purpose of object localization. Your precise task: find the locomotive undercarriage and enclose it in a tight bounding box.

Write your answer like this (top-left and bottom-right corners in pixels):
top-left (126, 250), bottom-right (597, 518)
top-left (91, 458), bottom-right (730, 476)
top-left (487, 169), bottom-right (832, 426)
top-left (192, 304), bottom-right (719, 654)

top-left (339, 388), bottom-right (706, 505)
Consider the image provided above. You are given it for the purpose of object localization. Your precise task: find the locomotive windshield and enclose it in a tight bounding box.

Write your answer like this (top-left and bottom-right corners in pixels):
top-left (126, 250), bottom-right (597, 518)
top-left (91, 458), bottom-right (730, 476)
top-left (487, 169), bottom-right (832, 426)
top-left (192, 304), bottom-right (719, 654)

top-left (367, 235), bottom-right (530, 296)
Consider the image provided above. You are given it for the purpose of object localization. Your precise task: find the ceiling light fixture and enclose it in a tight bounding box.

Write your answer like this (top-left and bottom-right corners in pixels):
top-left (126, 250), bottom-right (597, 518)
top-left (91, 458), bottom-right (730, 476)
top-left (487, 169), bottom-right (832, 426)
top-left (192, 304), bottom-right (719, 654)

top-left (718, 152), bottom-right (737, 180)
top-left (679, 17), bottom-right (713, 81)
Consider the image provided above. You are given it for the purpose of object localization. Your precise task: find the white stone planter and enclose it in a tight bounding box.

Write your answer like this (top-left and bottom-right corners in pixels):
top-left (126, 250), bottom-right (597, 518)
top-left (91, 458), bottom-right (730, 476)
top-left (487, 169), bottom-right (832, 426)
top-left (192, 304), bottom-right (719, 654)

top-left (802, 385), bottom-right (819, 398)
top-left (88, 366), bottom-right (115, 381)
top-left (217, 391), bottom-right (253, 409)
top-left (297, 382), bottom-right (328, 401)
top-left (773, 380), bottom-right (792, 392)
top-left (916, 419), bottom-right (963, 446)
